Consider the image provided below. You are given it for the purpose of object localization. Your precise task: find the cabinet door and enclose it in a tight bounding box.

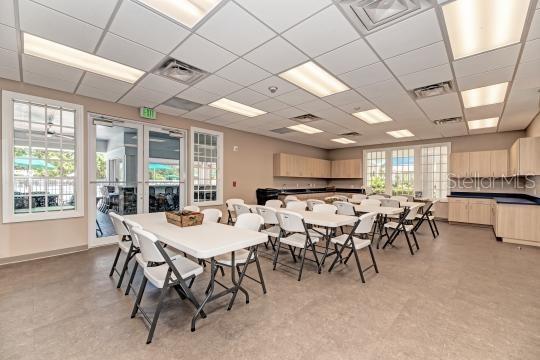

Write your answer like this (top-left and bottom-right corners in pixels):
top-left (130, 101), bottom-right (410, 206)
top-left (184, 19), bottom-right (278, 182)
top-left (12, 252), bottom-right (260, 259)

top-left (519, 137), bottom-right (540, 175)
top-left (469, 151), bottom-right (491, 177)
top-left (468, 201), bottom-right (492, 225)
top-left (448, 198), bottom-right (469, 222)
top-left (509, 141), bottom-right (519, 176)
top-left (490, 150), bottom-right (508, 177)
top-left (450, 153), bottom-right (470, 178)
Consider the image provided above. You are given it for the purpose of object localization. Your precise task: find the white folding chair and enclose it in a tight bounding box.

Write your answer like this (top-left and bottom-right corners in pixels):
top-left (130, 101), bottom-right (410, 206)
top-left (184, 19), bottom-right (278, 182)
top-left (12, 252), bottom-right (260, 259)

top-left (265, 199), bottom-right (283, 209)
top-left (183, 205), bottom-right (200, 212)
top-left (225, 198), bottom-right (245, 225)
top-left (201, 208), bottom-right (222, 223)
top-left (255, 205), bottom-right (281, 250)
top-left (273, 210), bottom-right (321, 281)
top-left (286, 200), bottom-right (307, 211)
top-left (328, 212), bottom-right (379, 283)
top-left (334, 201), bottom-right (356, 216)
top-left (351, 194), bottom-right (367, 202)
top-left (130, 228), bottom-right (203, 344)
top-left (333, 195), bottom-right (348, 201)
top-left (233, 203), bottom-right (252, 218)
top-left (307, 199), bottom-right (325, 211)
top-left (368, 194), bottom-right (386, 200)
top-left (390, 196), bottom-right (408, 204)
top-left (383, 205), bottom-right (421, 255)
top-left (108, 212), bottom-right (135, 289)
top-left (414, 200), bottom-right (439, 238)
top-left (361, 199), bottom-right (382, 207)
top-left (283, 195), bottom-right (299, 203)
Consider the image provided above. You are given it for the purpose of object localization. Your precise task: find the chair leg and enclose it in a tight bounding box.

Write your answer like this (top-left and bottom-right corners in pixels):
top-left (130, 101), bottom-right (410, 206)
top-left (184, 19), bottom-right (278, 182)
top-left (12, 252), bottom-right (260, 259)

top-left (116, 247), bottom-right (133, 288)
top-left (309, 241), bottom-right (321, 274)
top-left (109, 248), bottom-right (121, 277)
top-left (427, 217), bottom-right (436, 238)
top-left (272, 241), bottom-right (282, 270)
top-left (433, 218), bottom-right (439, 236)
top-left (351, 247), bottom-right (365, 283)
top-left (254, 253), bottom-right (267, 294)
top-left (412, 231), bottom-right (419, 250)
top-left (288, 245), bottom-right (297, 263)
top-left (205, 266), bottom-right (219, 294)
top-left (343, 249), bottom-right (354, 264)
top-left (297, 243), bottom-right (308, 281)
top-left (131, 276), bottom-right (147, 318)
top-left (403, 230), bottom-right (414, 255)
top-left (146, 285), bottom-right (169, 344)
top-left (368, 245), bottom-right (379, 273)
top-left (125, 261), bottom-right (139, 296)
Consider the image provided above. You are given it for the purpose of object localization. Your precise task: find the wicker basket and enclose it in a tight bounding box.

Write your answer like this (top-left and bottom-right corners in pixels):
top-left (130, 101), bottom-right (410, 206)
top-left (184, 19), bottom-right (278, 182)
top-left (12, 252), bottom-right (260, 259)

top-left (165, 211), bottom-right (204, 227)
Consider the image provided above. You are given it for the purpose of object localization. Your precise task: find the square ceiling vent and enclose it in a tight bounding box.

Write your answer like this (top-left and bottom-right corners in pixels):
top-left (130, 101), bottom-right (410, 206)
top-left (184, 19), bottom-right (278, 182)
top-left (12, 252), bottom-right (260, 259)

top-left (155, 58), bottom-right (208, 85)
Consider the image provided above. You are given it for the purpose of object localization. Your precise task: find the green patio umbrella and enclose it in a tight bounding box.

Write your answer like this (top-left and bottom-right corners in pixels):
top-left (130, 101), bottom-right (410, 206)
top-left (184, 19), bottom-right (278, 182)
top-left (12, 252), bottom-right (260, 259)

top-left (14, 158), bottom-right (56, 169)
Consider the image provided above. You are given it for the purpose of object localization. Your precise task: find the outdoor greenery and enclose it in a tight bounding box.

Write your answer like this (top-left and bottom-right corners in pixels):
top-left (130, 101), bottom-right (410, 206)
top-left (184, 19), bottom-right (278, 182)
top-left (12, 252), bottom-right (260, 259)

top-left (96, 153), bottom-right (106, 180)
top-left (14, 147), bottom-right (75, 177)
top-left (369, 176), bottom-right (386, 194)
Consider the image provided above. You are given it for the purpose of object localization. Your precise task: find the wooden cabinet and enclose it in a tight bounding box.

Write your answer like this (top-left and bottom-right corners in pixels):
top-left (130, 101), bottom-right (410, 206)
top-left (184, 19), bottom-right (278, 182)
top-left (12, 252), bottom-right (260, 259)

top-left (450, 152), bottom-right (470, 178)
top-left (451, 150), bottom-right (509, 178)
top-left (449, 197), bottom-right (493, 225)
top-left (509, 137), bottom-right (540, 176)
top-left (273, 153), bottom-right (331, 178)
top-left (496, 204), bottom-right (540, 247)
top-left (490, 149), bottom-right (509, 177)
top-left (448, 198), bottom-right (469, 223)
top-left (331, 159), bottom-right (362, 178)
top-left (469, 151), bottom-right (492, 178)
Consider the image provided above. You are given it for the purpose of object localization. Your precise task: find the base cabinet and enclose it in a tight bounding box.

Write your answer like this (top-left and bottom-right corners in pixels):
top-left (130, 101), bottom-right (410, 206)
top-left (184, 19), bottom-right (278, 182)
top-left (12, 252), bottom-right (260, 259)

top-left (448, 198), bottom-right (493, 225)
top-left (496, 204), bottom-right (540, 246)
top-left (448, 198), bottom-right (469, 222)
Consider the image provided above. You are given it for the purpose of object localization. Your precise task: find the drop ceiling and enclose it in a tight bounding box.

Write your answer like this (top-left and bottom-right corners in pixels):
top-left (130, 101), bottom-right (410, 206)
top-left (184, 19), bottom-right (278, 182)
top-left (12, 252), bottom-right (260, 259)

top-left (1, 0), bottom-right (539, 149)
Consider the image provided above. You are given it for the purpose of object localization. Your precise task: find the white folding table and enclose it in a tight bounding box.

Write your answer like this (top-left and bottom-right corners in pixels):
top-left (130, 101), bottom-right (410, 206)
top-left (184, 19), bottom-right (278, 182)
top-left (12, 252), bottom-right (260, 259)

top-left (125, 212), bottom-right (268, 331)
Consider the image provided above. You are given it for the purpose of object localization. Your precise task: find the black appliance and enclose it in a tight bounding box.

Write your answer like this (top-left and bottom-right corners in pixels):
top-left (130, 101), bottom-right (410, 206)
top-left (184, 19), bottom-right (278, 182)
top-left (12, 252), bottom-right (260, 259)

top-left (256, 188), bottom-right (280, 205)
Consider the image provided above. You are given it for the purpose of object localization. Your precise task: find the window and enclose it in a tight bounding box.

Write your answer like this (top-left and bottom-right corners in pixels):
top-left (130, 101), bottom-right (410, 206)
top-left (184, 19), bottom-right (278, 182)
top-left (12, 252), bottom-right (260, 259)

top-left (392, 148), bottom-right (415, 195)
top-left (2, 91), bottom-right (84, 223)
top-left (421, 145), bottom-right (449, 199)
top-left (190, 127), bottom-right (223, 206)
top-left (365, 150), bottom-right (386, 194)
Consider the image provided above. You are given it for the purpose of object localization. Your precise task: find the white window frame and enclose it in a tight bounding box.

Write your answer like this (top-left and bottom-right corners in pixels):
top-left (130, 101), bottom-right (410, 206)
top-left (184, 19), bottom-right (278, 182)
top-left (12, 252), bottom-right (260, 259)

top-left (2, 90), bottom-right (84, 223)
top-left (190, 127), bottom-right (223, 206)
top-left (363, 142), bottom-right (451, 197)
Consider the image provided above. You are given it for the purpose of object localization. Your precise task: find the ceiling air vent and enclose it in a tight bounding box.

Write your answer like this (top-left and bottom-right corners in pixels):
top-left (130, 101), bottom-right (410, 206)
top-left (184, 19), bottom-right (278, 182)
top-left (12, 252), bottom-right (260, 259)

top-left (162, 97), bottom-right (202, 111)
top-left (413, 81), bottom-right (454, 99)
top-left (271, 127), bottom-right (296, 134)
top-left (433, 117), bottom-right (463, 125)
top-left (340, 131), bottom-right (362, 136)
top-left (339, 0), bottom-right (422, 32)
top-left (155, 58), bottom-right (208, 85)
top-left (290, 114), bottom-right (321, 122)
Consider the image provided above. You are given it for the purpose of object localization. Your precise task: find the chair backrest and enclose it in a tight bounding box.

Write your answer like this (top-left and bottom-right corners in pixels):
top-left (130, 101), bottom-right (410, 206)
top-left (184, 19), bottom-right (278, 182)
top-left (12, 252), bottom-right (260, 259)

top-left (306, 199), bottom-right (324, 210)
top-left (313, 203), bottom-right (337, 214)
top-left (286, 200), bottom-right (307, 211)
top-left (361, 185), bottom-right (373, 195)
top-left (109, 212), bottom-right (130, 236)
top-left (351, 194), bottom-right (367, 201)
top-left (123, 219), bottom-right (143, 247)
top-left (334, 201), bottom-right (356, 216)
top-left (265, 199), bottom-right (283, 209)
top-left (355, 212), bottom-right (378, 234)
top-left (368, 194), bottom-right (386, 200)
top-left (183, 205), bottom-right (200, 212)
top-left (235, 213), bottom-right (264, 231)
top-left (380, 198), bottom-right (400, 208)
top-left (233, 203), bottom-right (252, 216)
top-left (255, 205), bottom-right (279, 225)
top-left (133, 227), bottom-right (165, 263)
top-left (201, 208), bottom-right (222, 223)
top-left (283, 195), bottom-right (299, 203)
top-left (390, 196), bottom-right (408, 203)
top-left (276, 210), bottom-right (306, 233)
top-left (333, 195), bottom-right (348, 201)
top-left (405, 205), bottom-right (421, 220)
top-left (226, 198), bottom-right (244, 211)
top-left (362, 199), bottom-right (381, 207)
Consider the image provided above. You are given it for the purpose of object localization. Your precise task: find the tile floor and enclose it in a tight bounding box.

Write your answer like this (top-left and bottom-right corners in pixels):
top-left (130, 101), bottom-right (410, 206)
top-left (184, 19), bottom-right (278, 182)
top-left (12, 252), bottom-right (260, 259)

top-left (1, 222), bottom-right (539, 360)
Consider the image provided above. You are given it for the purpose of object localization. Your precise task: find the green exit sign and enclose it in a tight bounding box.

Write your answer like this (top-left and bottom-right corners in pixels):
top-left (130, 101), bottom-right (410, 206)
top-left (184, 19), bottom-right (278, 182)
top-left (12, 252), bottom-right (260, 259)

top-left (140, 107), bottom-right (156, 120)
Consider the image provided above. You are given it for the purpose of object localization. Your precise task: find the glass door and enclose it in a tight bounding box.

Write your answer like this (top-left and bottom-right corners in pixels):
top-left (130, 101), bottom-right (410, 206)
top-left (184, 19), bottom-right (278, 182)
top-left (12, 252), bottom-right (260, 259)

top-left (144, 127), bottom-right (186, 213)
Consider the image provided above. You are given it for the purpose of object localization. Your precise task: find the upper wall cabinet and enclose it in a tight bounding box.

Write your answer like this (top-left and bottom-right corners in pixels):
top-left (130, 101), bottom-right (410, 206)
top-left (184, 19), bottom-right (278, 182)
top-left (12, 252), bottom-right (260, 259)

top-left (450, 152), bottom-right (470, 177)
top-left (451, 150), bottom-right (508, 178)
top-left (509, 137), bottom-right (540, 176)
top-left (331, 159), bottom-right (362, 178)
top-left (273, 153), bottom-right (331, 178)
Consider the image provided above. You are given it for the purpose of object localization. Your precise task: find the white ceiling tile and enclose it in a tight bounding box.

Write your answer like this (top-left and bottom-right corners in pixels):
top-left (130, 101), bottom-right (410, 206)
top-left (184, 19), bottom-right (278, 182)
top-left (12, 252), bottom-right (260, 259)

top-left (384, 42), bottom-right (448, 76)
top-left (97, 33), bottom-right (164, 71)
top-left (109, 0), bottom-right (189, 54)
top-left (76, 72), bottom-right (132, 101)
top-left (249, 76), bottom-right (297, 97)
top-left (0, 66), bottom-right (20, 81)
top-left (205, 114), bottom-right (244, 126)
top-left (453, 44), bottom-right (520, 78)
top-left (339, 62), bottom-right (393, 88)
top-left (251, 98), bottom-right (289, 112)
top-left (416, 93), bottom-right (462, 120)
top-left (243, 36), bottom-right (308, 73)
top-left (324, 90), bottom-right (367, 106)
top-left (0, 48), bottom-right (20, 81)
top-left (121, 85), bottom-right (173, 106)
top-left (235, 0), bottom-right (331, 33)
top-left (183, 105), bottom-right (227, 121)
top-left (0, 0), bottom-right (15, 27)
top-left (456, 66), bottom-right (514, 91)
top-left (500, 88), bottom-right (539, 131)
top-left (464, 103), bottom-right (504, 120)
top-left (216, 58), bottom-right (270, 86)
top-left (170, 34), bottom-right (236, 73)
top-left (337, 100), bottom-right (374, 114)
top-left (398, 64), bottom-right (453, 90)
top-left (520, 38), bottom-right (540, 63)
top-left (137, 73), bottom-right (188, 95)
top-left (307, 119), bottom-right (349, 134)
top-left (310, 107), bottom-right (366, 130)
top-left (251, 116), bottom-right (296, 131)
top-left (315, 38), bottom-right (379, 75)
top-left (193, 75), bottom-right (243, 96)
top-left (296, 99), bottom-right (333, 112)
top-left (18, 0), bottom-right (102, 52)
top-left (22, 54), bottom-right (83, 82)
top-left (273, 106), bottom-right (305, 118)
top-left (23, 69), bottom-right (80, 93)
top-left (275, 89), bottom-right (317, 106)
top-left (356, 78), bottom-right (408, 102)
top-left (118, 93), bottom-right (161, 108)
top-left (0, 23), bottom-right (17, 51)
top-left (154, 104), bottom-right (188, 117)
top-left (282, 6), bottom-right (359, 57)
top-left (77, 83), bottom-right (125, 102)
top-left (434, 122), bottom-right (467, 137)
top-left (31, 0), bottom-right (118, 28)
top-left (366, 9), bottom-right (442, 59)
top-left (527, 9), bottom-right (540, 41)
top-left (197, 2), bottom-right (275, 56)
top-left (176, 87), bottom-right (222, 104)
top-left (226, 88), bottom-right (268, 105)
top-left (513, 58), bottom-right (540, 90)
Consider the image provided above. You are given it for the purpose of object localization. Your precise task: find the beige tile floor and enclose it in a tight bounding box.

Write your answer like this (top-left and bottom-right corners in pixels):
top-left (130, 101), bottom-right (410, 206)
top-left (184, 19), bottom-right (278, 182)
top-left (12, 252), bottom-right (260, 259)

top-left (1, 221), bottom-right (539, 360)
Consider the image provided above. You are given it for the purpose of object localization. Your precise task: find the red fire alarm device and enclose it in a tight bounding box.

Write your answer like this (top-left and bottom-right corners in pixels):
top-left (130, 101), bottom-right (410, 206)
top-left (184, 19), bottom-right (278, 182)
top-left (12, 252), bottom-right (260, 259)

top-left (233, 181), bottom-right (237, 187)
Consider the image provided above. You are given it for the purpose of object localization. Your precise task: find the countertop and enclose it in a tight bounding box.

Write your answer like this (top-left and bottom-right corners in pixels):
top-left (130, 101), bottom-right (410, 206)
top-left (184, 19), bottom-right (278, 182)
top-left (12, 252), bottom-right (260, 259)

top-left (447, 192), bottom-right (540, 206)
top-left (278, 188), bottom-right (365, 195)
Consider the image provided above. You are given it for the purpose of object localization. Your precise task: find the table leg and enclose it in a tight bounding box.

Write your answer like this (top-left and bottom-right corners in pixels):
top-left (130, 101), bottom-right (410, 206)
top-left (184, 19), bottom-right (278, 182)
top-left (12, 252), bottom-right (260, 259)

top-left (228, 247), bottom-right (254, 311)
top-left (320, 227), bottom-right (331, 269)
top-left (191, 258), bottom-right (216, 332)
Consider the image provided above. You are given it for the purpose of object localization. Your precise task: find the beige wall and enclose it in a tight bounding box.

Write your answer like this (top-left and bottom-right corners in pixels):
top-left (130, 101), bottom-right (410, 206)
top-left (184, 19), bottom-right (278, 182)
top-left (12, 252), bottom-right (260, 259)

top-left (0, 79), bottom-right (327, 261)
top-left (526, 113), bottom-right (540, 137)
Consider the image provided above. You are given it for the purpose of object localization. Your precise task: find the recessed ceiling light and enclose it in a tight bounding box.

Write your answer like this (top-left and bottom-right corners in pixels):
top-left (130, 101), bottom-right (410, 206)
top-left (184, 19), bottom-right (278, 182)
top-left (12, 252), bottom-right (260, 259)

top-left (23, 33), bottom-right (144, 83)
top-left (387, 129), bottom-right (414, 138)
top-left (279, 61), bottom-right (349, 97)
top-left (287, 124), bottom-right (323, 134)
top-left (352, 109), bottom-right (393, 124)
top-left (442, 0), bottom-right (530, 59)
top-left (139, 0), bottom-right (223, 28)
top-left (461, 82), bottom-right (508, 108)
top-left (331, 138), bottom-right (356, 144)
top-left (209, 98), bottom-right (266, 117)
top-left (468, 117), bottom-right (499, 130)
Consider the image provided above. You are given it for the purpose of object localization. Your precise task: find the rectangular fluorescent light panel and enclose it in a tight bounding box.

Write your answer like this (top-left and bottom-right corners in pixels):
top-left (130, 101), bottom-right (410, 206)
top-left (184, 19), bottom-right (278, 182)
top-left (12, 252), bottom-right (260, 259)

top-left (287, 124), bottom-right (323, 134)
top-left (209, 98), bottom-right (266, 117)
top-left (331, 138), bottom-right (356, 144)
top-left (461, 82), bottom-right (508, 108)
top-left (279, 61), bottom-right (349, 97)
top-left (139, 0), bottom-right (223, 28)
top-left (23, 33), bottom-right (144, 83)
top-left (352, 108), bottom-right (393, 124)
top-left (443, 0), bottom-right (530, 59)
top-left (387, 129), bottom-right (414, 138)
top-left (468, 117), bottom-right (499, 130)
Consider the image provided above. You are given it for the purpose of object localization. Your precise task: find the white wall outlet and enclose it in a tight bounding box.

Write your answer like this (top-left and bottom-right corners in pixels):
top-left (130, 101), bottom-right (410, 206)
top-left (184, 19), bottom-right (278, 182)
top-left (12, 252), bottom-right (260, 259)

top-left (233, 146), bottom-right (239, 152)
